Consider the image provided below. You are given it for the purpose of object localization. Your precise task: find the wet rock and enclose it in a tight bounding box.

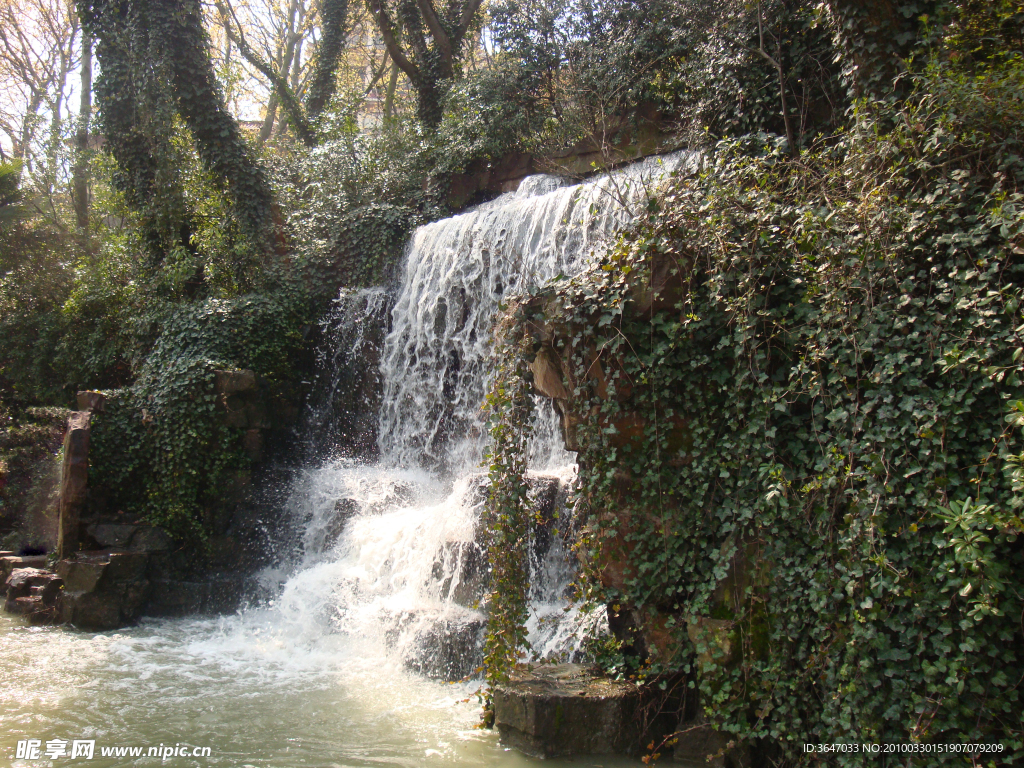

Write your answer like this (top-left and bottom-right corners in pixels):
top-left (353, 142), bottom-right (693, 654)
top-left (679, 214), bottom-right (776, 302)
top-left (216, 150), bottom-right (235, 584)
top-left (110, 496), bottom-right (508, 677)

top-left (0, 555), bottom-right (47, 585)
top-left (382, 609), bottom-right (486, 682)
top-left (3, 568), bottom-right (63, 624)
top-left (432, 540), bottom-right (487, 607)
top-left (55, 551), bottom-right (150, 630)
top-left (142, 575), bottom-right (246, 617)
top-left (404, 617), bottom-right (485, 681)
top-left (492, 663), bottom-right (681, 759)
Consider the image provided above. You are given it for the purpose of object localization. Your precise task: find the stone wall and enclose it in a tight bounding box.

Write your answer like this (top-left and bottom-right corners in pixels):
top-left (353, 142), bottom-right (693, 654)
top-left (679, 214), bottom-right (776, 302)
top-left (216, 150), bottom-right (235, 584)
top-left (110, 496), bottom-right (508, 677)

top-left (3, 372), bottom-right (301, 630)
top-left (512, 256), bottom-right (759, 766)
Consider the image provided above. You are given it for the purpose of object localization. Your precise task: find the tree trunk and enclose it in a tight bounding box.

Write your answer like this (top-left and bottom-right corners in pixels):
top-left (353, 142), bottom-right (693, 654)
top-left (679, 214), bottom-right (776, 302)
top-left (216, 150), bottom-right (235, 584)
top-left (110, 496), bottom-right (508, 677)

top-left (73, 31), bottom-right (93, 238)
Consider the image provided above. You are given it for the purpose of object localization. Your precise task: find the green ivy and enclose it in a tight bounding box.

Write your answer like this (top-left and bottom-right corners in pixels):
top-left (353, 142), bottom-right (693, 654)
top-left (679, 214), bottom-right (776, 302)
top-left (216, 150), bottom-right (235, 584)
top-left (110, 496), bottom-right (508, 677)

top-left (481, 317), bottom-right (535, 698)
top-left (490, 55), bottom-right (1024, 764)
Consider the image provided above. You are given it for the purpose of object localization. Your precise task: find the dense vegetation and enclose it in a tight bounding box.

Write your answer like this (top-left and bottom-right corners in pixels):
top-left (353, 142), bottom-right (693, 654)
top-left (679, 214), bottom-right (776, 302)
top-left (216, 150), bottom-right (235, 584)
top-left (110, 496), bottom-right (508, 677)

top-left (481, 1), bottom-right (1024, 764)
top-left (1, 0), bottom-right (1022, 760)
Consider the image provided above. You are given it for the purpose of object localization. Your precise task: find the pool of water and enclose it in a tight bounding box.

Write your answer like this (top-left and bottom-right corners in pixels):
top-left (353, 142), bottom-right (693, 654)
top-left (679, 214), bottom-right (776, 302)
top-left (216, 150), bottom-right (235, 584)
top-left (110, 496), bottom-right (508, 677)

top-left (0, 612), bottom-right (641, 768)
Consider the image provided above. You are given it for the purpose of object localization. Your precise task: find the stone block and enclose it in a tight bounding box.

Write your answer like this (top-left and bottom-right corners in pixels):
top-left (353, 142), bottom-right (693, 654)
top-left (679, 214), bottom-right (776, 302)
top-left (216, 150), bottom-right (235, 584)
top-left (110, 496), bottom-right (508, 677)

top-left (493, 663), bottom-right (680, 759)
top-left (56, 557), bottom-right (106, 593)
top-left (59, 590), bottom-right (121, 629)
top-left (0, 555), bottom-right (47, 586)
top-left (57, 411), bottom-right (91, 559)
top-left (76, 391), bottom-right (106, 413)
top-left (105, 552), bottom-right (149, 583)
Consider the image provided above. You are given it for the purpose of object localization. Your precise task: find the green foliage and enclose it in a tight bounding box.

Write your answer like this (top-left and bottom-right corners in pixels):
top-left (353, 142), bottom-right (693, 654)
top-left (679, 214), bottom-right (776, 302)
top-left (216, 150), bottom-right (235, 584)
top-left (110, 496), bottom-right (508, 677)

top-left (0, 161), bottom-right (26, 231)
top-left (79, 0), bottom-right (274, 261)
top-left (491, 53), bottom-right (1024, 763)
top-left (0, 401), bottom-right (66, 544)
top-left (276, 111), bottom-right (445, 287)
top-left (89, 292), bottom-right (307, 541)
top-left (469, 0), bottom-right (846, 157)
top-left (481, 318), bottom-right (535, 690)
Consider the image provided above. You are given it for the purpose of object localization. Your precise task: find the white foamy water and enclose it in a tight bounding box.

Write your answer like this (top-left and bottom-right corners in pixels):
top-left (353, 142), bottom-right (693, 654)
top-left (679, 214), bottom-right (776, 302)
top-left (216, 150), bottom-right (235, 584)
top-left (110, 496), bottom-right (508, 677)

top-left (0, 154), bottom-right (691, 767)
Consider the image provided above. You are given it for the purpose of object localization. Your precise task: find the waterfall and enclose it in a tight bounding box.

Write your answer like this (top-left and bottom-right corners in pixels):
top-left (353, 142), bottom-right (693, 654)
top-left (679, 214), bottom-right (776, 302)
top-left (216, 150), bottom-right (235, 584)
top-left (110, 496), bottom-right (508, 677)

top-left (278, 151), bottom-right (695, 678)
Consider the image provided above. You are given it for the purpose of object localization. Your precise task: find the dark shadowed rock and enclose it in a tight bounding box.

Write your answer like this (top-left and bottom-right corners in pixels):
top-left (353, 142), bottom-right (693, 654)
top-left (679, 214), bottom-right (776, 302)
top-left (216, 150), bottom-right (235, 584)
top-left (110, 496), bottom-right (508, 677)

top-left (493, 663), bottom-right (680, 759)
top-left (86, 524), bottom-right (137, 549)
top-left (55, 551), bottom-right (150, 630)
top-left (57, 411), bottom-right (91, 559)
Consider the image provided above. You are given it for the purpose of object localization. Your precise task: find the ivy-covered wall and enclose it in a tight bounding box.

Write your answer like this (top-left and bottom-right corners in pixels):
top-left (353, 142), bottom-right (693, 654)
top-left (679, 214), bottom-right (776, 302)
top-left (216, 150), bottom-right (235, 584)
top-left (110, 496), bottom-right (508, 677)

top-left (486, 58), bottom-right (1024, 764)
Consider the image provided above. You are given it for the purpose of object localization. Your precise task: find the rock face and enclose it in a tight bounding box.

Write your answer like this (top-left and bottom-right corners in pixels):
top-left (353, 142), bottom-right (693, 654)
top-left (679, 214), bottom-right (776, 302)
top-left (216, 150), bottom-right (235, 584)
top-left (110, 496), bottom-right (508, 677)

top-left (57, 410), bottom-right (91, 559)
top-left (57, 551), bottom-right (149, 630)
top-left (492, 663), bottom-right (680, 759)
top-left (3, 567), bottom-right (63, 625)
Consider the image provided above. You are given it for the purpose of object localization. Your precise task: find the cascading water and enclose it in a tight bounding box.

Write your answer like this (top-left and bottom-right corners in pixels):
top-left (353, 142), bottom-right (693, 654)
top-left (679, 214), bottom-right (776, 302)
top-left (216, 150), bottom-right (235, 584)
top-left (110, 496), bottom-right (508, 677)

top-left (0, 152), bottom-right (693, 768)
top-left (284, 150), bottom-right (697, 673)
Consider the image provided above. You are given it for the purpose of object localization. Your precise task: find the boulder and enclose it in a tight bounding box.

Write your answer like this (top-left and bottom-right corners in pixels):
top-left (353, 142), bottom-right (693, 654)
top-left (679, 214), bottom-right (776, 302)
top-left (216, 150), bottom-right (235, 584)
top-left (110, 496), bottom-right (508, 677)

top-left (493, 663), bottom-right (680, 759)
top-left (3, 567), bottom-right (63, 624)
top-left (56, 551), bottom-right (150, 630)
top-left (404, 617), bottom-right (485, 681)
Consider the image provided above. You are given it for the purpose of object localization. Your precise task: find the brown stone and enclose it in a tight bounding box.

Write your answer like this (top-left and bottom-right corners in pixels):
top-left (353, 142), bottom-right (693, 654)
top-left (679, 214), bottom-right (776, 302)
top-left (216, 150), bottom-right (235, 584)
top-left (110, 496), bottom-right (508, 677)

top-left (529, 347), bottom-right (569, 400)
top-left (56, 557), bottom-right (106, 592)
top-left (57, 411), bottom-right (91, 560)
top-left (0, 555), bottom-right (47, 585)
top-left (493, 663), bottom-right (680, 759)
top-left (76, 390), bottom-right (106, 413)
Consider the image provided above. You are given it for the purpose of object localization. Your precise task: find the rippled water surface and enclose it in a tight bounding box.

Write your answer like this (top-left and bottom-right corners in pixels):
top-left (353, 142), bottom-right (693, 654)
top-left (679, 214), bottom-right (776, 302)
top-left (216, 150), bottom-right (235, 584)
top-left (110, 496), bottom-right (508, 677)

top-left (1, 613), bottom-right (639, 768)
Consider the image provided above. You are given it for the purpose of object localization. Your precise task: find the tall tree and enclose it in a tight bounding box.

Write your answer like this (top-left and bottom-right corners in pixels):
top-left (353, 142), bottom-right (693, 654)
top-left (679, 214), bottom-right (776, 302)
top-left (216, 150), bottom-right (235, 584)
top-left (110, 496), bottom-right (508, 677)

top-left (72, 30), bottom-right (91, 237)
top-left (364, 0), bottom-right (485, 129)
top-left (214, 0), bottom-right (353, 147)
top-left (78, 0), bottom-right (274, 256)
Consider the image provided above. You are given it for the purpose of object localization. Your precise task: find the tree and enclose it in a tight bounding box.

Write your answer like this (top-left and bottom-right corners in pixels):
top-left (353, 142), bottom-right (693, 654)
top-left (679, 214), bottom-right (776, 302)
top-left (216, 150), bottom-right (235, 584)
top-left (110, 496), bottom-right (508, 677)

top-left (78, 0), bottom-right (274, 257)
top-left (0, 0), bottom-right (81, 221)
top-left (364, 0), bottom-right (485, 129)
top-left (213, 0), bottom-right (355, 147)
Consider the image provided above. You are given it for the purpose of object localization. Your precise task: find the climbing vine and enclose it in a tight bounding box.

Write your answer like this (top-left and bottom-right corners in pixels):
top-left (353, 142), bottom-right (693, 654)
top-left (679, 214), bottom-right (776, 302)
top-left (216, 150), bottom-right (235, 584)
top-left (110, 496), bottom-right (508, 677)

top-left (88, 292), bottom-right (308, 542)
top-left (490, 55), bottom-right (1024, 764)
top-left (481, 308), bottom-right (535, 694)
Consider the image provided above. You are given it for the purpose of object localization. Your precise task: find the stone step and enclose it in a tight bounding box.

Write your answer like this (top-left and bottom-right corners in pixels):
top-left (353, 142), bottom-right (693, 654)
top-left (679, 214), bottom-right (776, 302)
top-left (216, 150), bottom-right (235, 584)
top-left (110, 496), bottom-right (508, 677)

top-left (0, 555), bottom-right (48, 586)
top-left (493, 663), bottom-right (682, 759)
